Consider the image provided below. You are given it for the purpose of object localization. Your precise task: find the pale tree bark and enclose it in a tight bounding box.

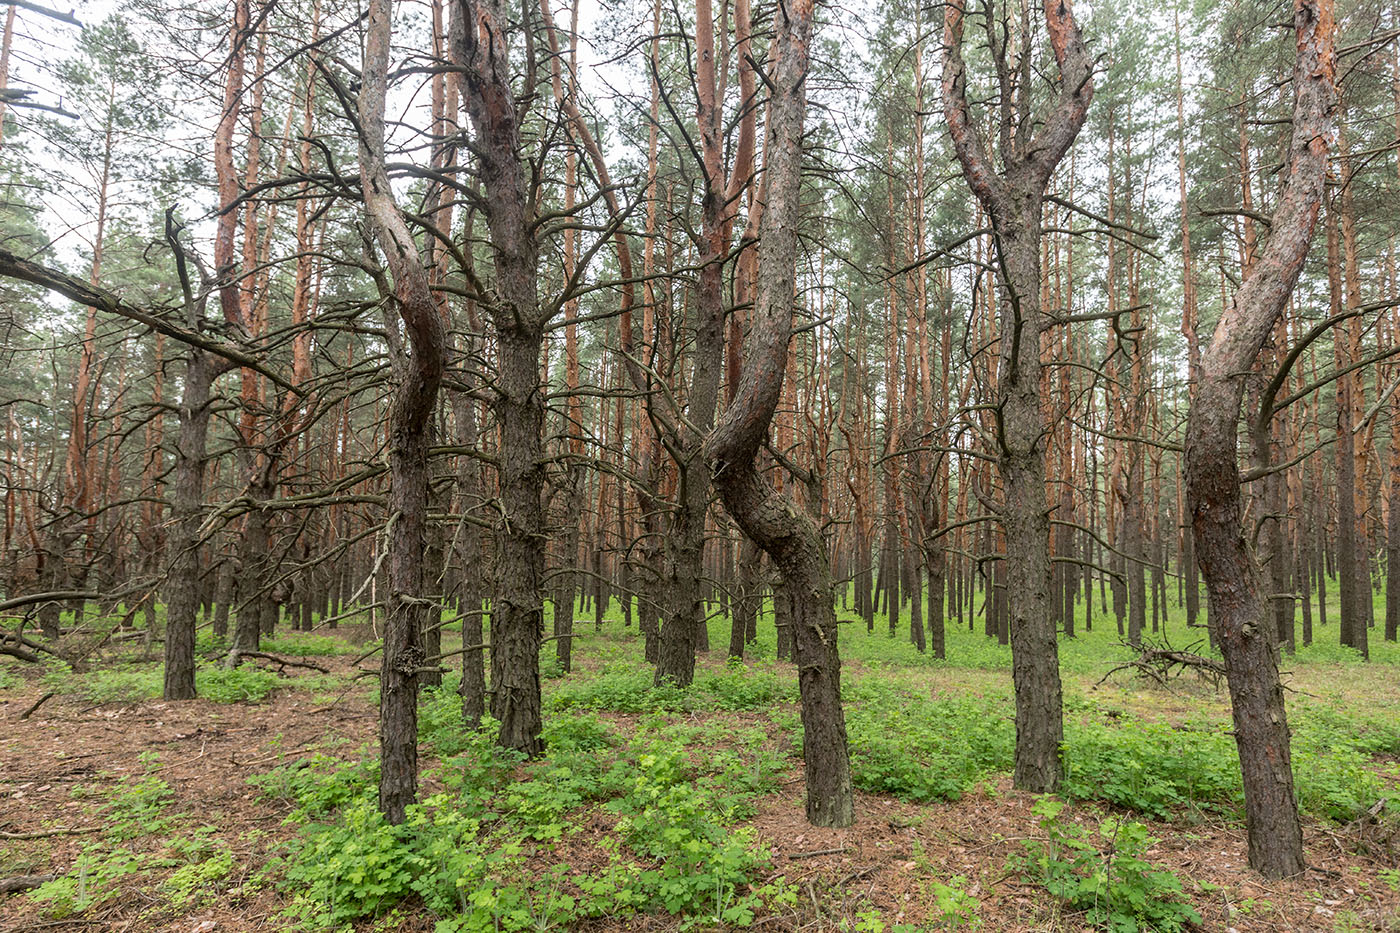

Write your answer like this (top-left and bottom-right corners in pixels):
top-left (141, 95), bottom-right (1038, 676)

top-left (941, 0), bottom-right (1094, 792)
top-left (706, 0), bottom-right (852, 828)
top-left (1184, 0), bottom-right (1335, 879)
top-left (357, 0), bottom-right (448, 822)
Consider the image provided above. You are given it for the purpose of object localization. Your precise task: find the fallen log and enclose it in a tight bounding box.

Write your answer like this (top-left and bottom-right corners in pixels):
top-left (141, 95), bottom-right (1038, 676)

top-left (0, 874), bottom-right (55, 894)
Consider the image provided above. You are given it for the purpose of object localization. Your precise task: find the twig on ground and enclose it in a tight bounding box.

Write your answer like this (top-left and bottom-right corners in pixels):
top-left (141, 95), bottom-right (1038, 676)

top-left (0, 827), bottom-right (95, 840)
top-left (18, 692), bottom-right (56, 720)
top-left (788, 847), bottom-right (849, 860)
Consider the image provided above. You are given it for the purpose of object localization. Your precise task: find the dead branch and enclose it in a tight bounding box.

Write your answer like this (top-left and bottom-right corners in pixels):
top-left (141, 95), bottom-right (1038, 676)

top-left (1096, 638), bottom-right (1226, 691)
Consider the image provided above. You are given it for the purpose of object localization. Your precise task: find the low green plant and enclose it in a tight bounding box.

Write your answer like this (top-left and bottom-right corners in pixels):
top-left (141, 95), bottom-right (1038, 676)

top-left (29, 845), bottom-right (145, 917)
top-left (605, 731), bottom-right (774, 919)
top-left (837, 684), bottom-right (1012, 803)
top-left (261, 633), bottom-right (352, 657)
top-left (926, 876), bottom-right (982, 929)
top-left (70, 667), bottom-right (163, 704)
top-left (165, 844), bottom-right (235, 907)
top-left (247, 752), bottom-right (377, 820)
top-left (1061, 718), bottom-right (1238, 818)
top-left (102, 766), bottom-right (174, 841)
top-left (1014, 798), bottom-right (1201, 933)
top-left (197, 664), bottom-right (280, 702)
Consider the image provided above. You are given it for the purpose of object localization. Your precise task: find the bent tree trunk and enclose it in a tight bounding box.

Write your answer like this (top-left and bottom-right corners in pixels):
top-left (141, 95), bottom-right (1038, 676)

top-left (358, 0), bottom-right (448, 823)
top-left (1184, 0), bottom-right (1335, 879)
top-left (706, 0), bottom-right (852, 828)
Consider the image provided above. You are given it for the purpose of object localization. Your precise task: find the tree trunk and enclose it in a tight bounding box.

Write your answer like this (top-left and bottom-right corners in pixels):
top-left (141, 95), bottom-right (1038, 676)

top-left (455, 0), bottom-right (549, 757)
top-left (358, 0), bottom-right (448, 822)
top-left (942, 0), bottom-right (1093, 792)
top-left (164, 351), bottom-right (223, 700)
top-left (706, 0), bottom-right (852, 828)
top-left (730, 536), bottom-right (760, 659)
top-left (1184, 0), bottom-right (1333, 878)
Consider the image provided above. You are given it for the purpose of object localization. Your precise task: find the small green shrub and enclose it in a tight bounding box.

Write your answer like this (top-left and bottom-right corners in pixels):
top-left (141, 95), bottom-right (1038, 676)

top-left (1061, 718), bottom-right (1239, 819)
top-left (281, 800), bottom-right (421, 926)
top-left (927, 875), bottom-right (982, 929)
top-left (198, 664), bottom-right (279, 702)
top-left (248, 753), bottom-right (377, 821)
top-left (165, 844), bottom-right (235, 907)
top-left (606, 732), bottom-right (774, 918)
top-left (102, 765), bottom-right (174, 841)
top-left (1014, 798), bottom-right (1201, 933)
top-left (547, 665), bottom-right (687, 712)
top-left (838, 685), bottom-right (1012, 802)
top-left (29, 846), bottom-right (145, 917)
top-left (547, 662), bottom-right (792, 714)
top-left (540, 710), bottom-right (616, 751)
top-left (698, 664), bottom-right (795, 710)
top-left (72, 668), bottom-right (163, 704)
top-left (261, 634), bottom-right (352, 657)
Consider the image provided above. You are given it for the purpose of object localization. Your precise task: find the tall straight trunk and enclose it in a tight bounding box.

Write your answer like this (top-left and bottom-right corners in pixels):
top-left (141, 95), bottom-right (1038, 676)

top-left (942, 0), bottom-right (1093, 792)
top-left (553, 466), bottom-right (582, 673)
top-left (730, 536), bottom-right (761, 658)
top-left (213, 541), bottom-right (234, 640)
top-left (1328, 204), bottom-right (1363, 653)
top-left (164, 351), bottom-right (226, 699)
top-left (1390, 361), bottom-right (1400, 642)
top-left (449, 385), bottom-right (486, 726)
top-left (1184, 0), bottom-right (1333, 879)
top-left (490, 330), bottom-right (546, 753)
top-left (1339, 130), bottom-right (1372, 658)
top-left (908, 559), bottom-right (925, 652)
top-left (1388, 41), bottom-right (1400, 644)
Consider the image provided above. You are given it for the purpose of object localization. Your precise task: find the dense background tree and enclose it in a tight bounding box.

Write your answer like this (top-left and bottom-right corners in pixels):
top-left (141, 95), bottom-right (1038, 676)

top-left (0, 0), bottom-right (1397, 890)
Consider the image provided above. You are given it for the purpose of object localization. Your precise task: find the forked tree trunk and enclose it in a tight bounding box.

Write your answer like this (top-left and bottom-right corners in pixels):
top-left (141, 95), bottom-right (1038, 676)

top-left (942, 0), bottom-right (1094, 792)
top-left (706, 0), bottom-right (852, 828)
top-left (1184, 0), bottom-right (1334, 879)
top-left (455, 0), bottom-right (549, 757)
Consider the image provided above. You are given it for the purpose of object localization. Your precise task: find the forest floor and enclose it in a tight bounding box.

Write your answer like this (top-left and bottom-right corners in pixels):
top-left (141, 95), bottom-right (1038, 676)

top-left (2, 599), bottom-right (1399, 932)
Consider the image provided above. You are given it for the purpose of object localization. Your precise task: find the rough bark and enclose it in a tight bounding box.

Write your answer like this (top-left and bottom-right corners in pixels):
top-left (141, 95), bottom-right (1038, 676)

top-left (706, 0), bottom-right (851, 828)
top-left (1183, 0), bottom-right (1334, 879)
top-left (941, 0), bottom-right (1093, 792)
top-left (164, 350), bottom-right (223, 700)
top-left (358, 0), bottom-right (448, 822)
top-left (454, 0), bottom-right (550, 756)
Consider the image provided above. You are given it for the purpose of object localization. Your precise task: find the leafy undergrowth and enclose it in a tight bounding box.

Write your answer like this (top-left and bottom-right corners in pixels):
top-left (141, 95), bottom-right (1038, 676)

top-left (41, 662), bottom-right (283, 704)
top-left (260, 701), bottom-right (792, 931)
top-left (4, 596), bottom-right (1400, 932)
top-left (1014, 797), bottom-right (1202, 933)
